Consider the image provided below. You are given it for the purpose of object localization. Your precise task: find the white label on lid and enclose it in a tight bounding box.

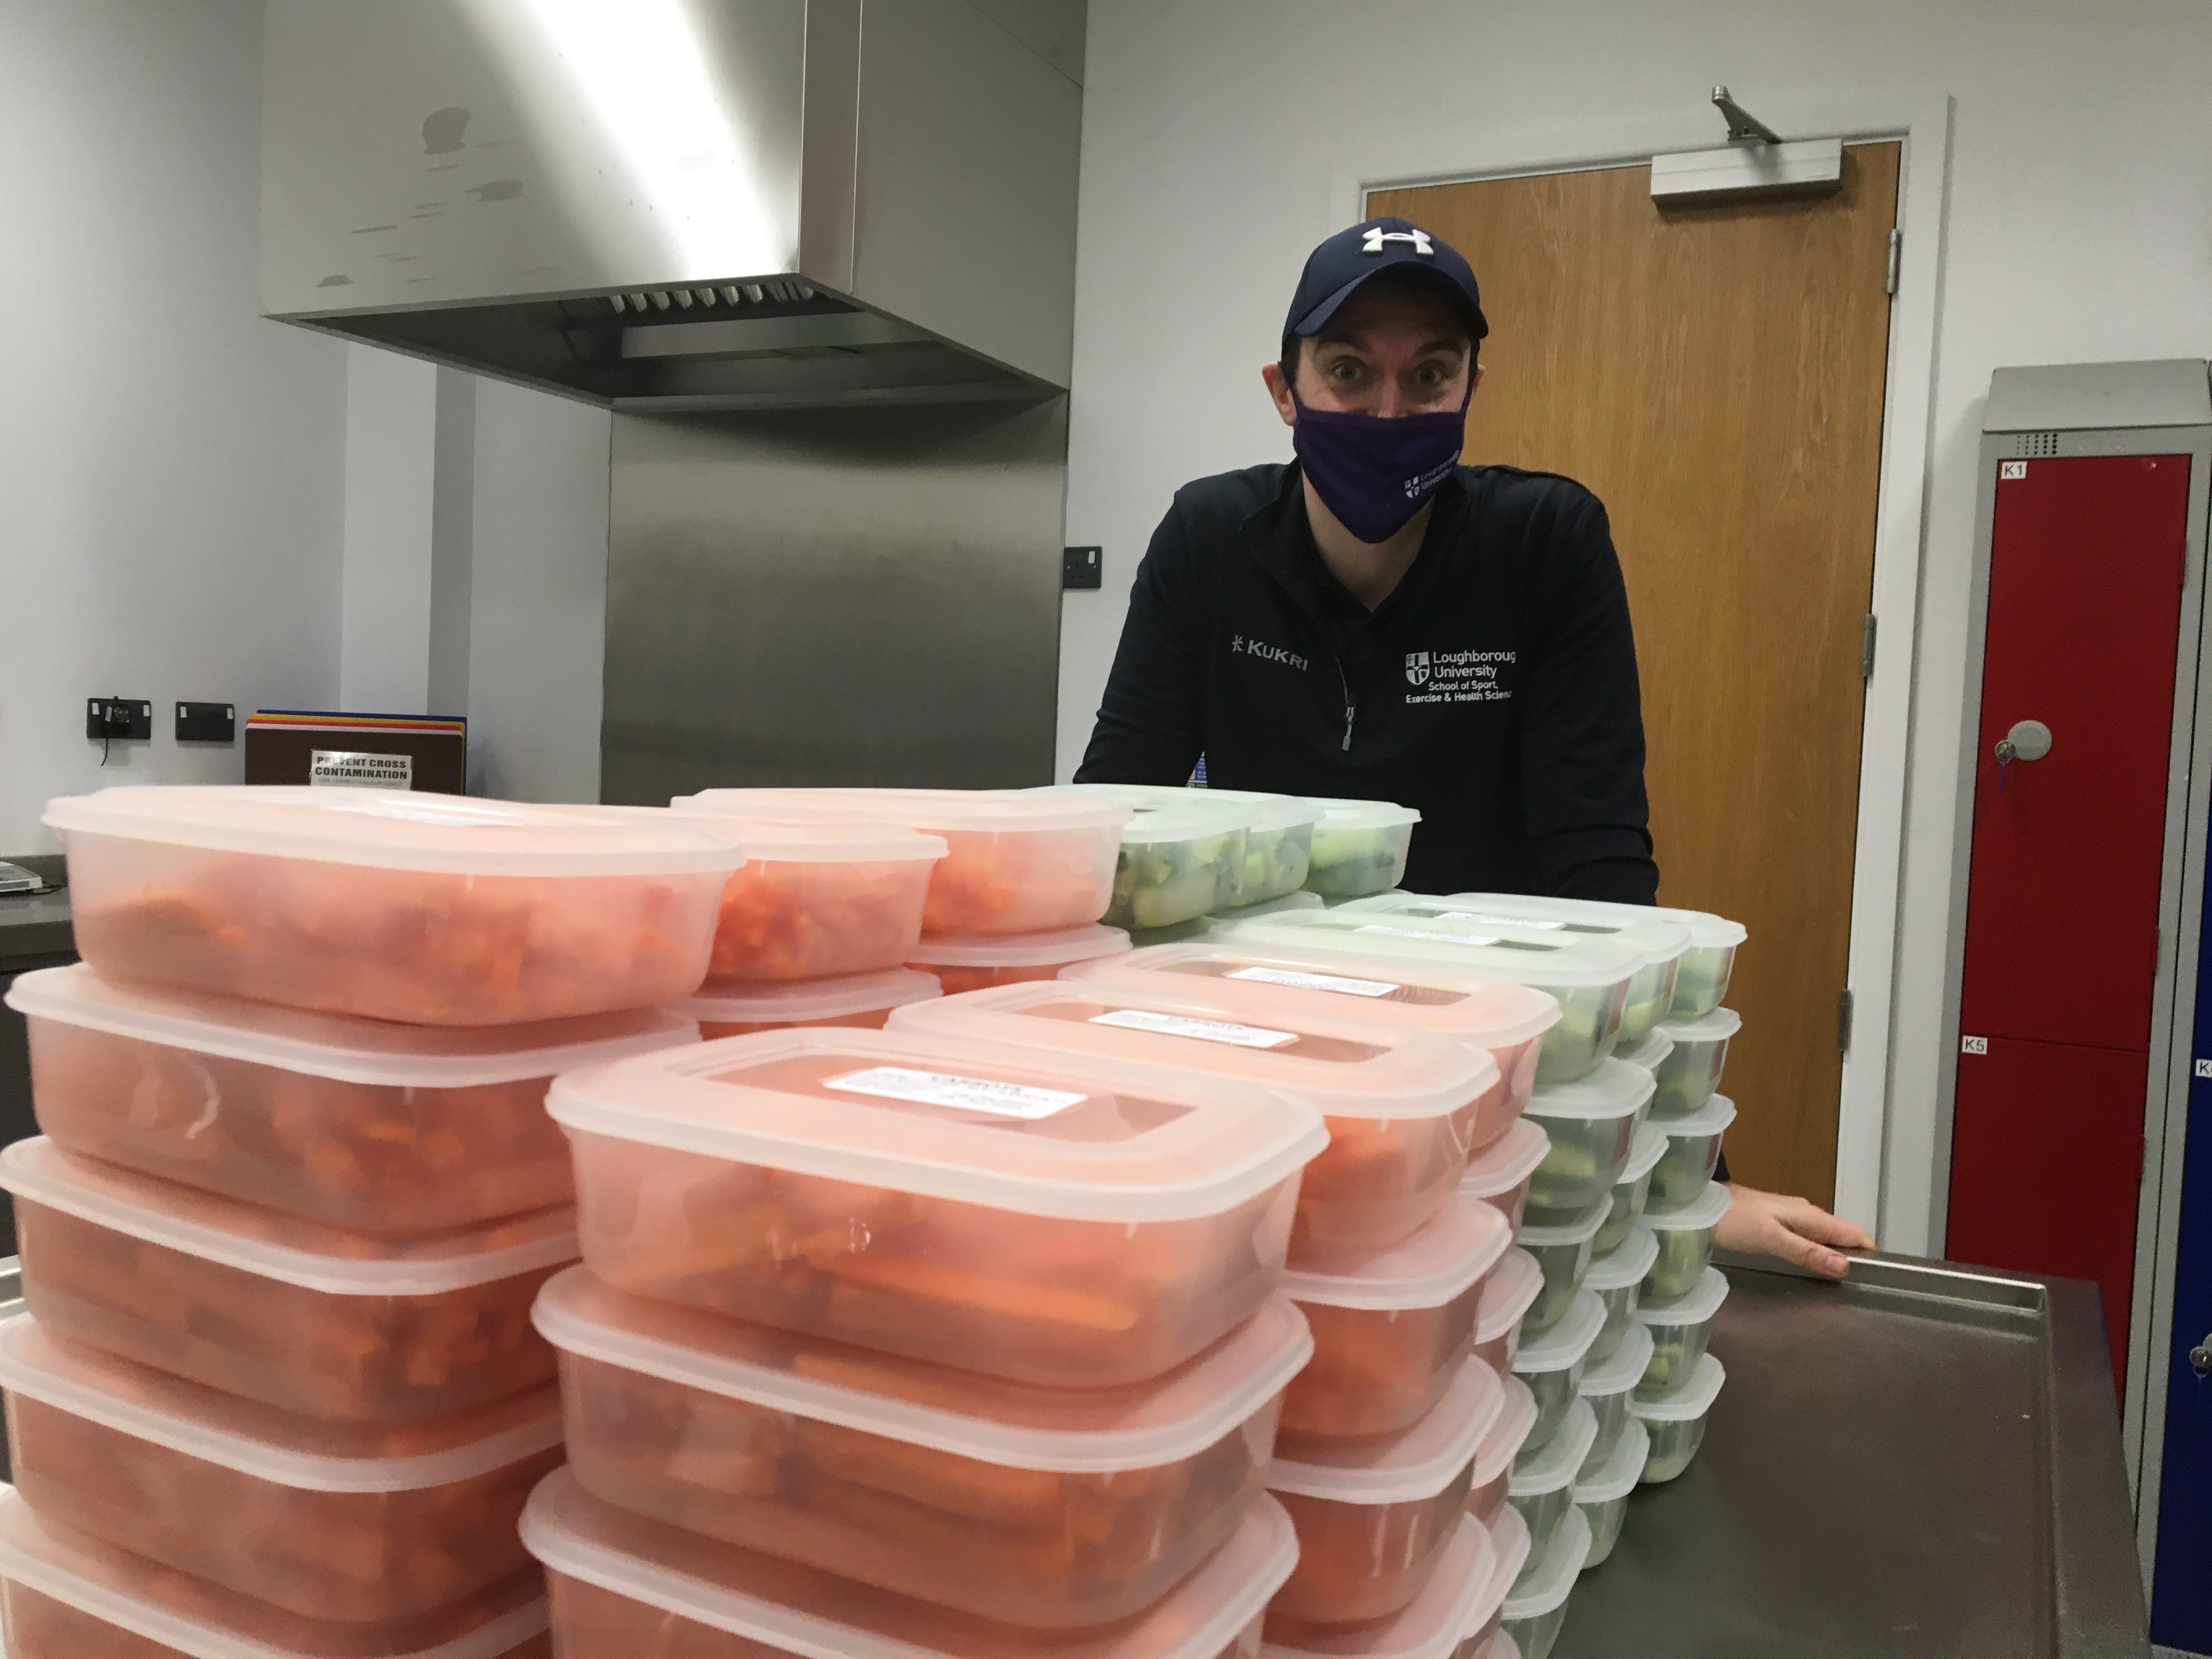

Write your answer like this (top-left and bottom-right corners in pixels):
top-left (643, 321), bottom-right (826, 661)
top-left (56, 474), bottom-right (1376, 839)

top-left (1356, 923), bottom-right (1503, 945)
top-left (824, 1066), bottom-right (1087, 1120)
top-left (1229, 965), bottom-right (1402, 998)
top-left (1088, 1008), bottom-right (1298, 1049)
top-left (309, 751), bottom-right (413, 791)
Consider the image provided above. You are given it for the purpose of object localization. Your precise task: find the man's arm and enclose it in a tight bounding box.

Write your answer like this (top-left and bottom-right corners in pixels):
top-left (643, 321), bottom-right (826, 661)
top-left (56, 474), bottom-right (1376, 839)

top-left (1075, 504), bottom-right (1208, 785)
top-left (1517, 490), bottom-right (1660, 903)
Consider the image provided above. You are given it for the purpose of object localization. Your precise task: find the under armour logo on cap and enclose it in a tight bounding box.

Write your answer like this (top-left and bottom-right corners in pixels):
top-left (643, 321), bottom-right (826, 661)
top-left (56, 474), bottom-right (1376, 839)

top-left (1362, 227), bottom-right (1434, 256)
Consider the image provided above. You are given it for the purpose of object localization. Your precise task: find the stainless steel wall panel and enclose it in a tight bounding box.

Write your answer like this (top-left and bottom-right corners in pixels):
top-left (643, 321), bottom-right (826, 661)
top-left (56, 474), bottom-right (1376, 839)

top-left (600, 399), bottom-right (1065, 801)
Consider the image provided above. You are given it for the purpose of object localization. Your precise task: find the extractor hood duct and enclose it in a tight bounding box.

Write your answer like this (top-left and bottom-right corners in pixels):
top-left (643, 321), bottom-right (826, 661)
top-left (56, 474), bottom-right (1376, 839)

top-left (261, 0), bottom-right (1084, 408)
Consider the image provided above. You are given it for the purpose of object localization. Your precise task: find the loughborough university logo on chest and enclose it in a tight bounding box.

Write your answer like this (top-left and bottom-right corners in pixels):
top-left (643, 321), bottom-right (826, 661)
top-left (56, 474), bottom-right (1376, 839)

top-left (1406, 648), bottom-right (1515, 706)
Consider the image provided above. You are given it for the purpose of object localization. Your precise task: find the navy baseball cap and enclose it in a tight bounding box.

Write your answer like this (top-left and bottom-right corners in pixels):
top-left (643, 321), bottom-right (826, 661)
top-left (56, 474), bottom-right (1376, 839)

top-left (1282, 216), bottom-right (1488, 359)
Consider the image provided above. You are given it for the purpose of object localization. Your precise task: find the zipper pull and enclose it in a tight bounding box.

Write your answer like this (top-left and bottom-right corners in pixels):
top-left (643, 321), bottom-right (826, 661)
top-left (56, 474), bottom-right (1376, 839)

top-left (1342, 701), bottom-right (1356, 751)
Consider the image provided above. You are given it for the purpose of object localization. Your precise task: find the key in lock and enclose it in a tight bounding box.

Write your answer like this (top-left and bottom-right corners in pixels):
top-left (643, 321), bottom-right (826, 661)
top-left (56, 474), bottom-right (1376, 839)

top-left (2192, 1335), bottom-right (2212, 1378)
top-left (1995, 719), bottom-right (2052, 790)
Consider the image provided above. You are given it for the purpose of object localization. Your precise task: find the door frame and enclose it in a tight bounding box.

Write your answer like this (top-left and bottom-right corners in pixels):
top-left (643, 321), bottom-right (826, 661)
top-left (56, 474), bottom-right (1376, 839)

top-left (1331, 88), bottom-right (1955, 1236)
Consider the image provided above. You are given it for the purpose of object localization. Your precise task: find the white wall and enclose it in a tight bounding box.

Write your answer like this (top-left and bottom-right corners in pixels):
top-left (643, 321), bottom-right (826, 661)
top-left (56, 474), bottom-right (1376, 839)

top-left (338, 348), bottom-right (439, 714)
top-left (1059, 0), bottom-right (2212, 1249)
top-left (0, 0), bottom-right (348, 851)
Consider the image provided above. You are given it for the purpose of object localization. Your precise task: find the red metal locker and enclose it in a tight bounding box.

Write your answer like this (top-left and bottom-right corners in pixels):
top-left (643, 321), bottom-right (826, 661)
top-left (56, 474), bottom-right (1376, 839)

top-left (1951, 453), bottom-right (2192, 1383)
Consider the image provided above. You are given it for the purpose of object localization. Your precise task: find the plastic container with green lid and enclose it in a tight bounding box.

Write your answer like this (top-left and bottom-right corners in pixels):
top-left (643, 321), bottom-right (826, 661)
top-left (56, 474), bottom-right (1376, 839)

top-left (1650, 1007), bottom-right (1741, 1117)
top-left (49, 785), bottom-right (744, 1026)
top-left (0, 1488), bottom-right (551, 1659)
top-left (1521, 1060), bottom-right (1654, 1213)
top-left (1631, 1352), bottom-right (1726, 1482)
top-left (670, 967), bottom-right (941, 1037)
top-left (1301, 799), bottom-right (1423, 899)
top-left (534, 1266), bottom-right (1312, 1628)
top-left (1344, 894), bottom-right (1689, 1049)
top-left (0, 1314), bottom-right (562, 1622)
top-left (679, 787), bottom-right (1131, 936)
top-left (904, 922), bottom-right (1130, 992)
top-left (1215, 910), bottom-right (1639, 1084)
top-left (524, 1465), bottom-right (1299, 1659)
top-left (1594, 1123), bottom-right (1669, 1257)
top-left (1578, 1221), bottom-right (1657, 1366)
top-left (1262, 1515), bottom-right (1499, 1659)
top-left (548, 1024), bottom-right (1327, 1387)
top-left (893, 979), bottom-right (1501, 1265)
top-left (7, 962), bottom-right (691, 1234)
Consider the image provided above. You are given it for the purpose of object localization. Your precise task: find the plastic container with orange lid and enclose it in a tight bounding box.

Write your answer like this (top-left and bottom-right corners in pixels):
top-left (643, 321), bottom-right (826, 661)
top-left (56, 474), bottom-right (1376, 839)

top-left (890, 981), bottom-right (1501, 1265)
top-left (7, 964), bottom-right (691, 1236)
top-left (523, 1465), bottom-right (1300, 1659)
top-left (1278, 1194), bottom-right (1512, 1442)
top-left (905, 923), bottom-right (1131, 993)
top-left (1460, 1121), bottom-right (1552, 1234)
top-left (1267, 1358), bottom-right (1502, 1627)
top-left (1261, 1514), bottom-right (1497, 1659)
top-left (0, 1487), bottom-right (550, 1659)
top-left (0, 1138), bottom-right (574, 1424)
top-left (47, 786), bottom-right (743, 1026)
top-left (547, 1026), bottom-right (1327, 1387)
top-left (0, 1314), bottom-right (562, 1623)
top-left (536, 1266), bottom-right (1310, 1627)
top-left (678, 788), bottom-right (1131, 936)
top-left (670, 968), bottom-right (941, 1037)
top-left (674, 814), bottom-right (946, 983)
top-left (1065, 941), bottom-right (1559, 1127)
top-left (1465, 1506), bottom-right (1532, 1659)
top-left (1470, 1250), bottom-right (1542, 1379)
top-left (1465, 1375), bottom-right (1538, 1527)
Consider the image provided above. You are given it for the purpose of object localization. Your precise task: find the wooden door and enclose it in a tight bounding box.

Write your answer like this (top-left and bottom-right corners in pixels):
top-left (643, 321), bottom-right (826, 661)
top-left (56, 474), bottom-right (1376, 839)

top-left (1373, 144), bottom-right (1899, 1206)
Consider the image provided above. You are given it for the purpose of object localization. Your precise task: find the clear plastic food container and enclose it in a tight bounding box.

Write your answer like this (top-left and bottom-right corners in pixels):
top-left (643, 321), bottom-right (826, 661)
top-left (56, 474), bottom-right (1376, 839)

top-left (1511, 1202), bottom-right (1606, 1340)
top-left (48, 786), bottom-right (743, 1026)
top-left (536, 1266), bottom-right (1309, 1628)
top-left (547, 1025), bottom-right (1326, 1388)
top-left (1573, 1418), bottom-right (1650, 1569)
top-left (0, 1488), bottom-right (551, 1659)
top-left (1471, 1250), bottom-right (1542, 1379)
top-left (1213, 890), bottom-right (1327, 927)
top-left (904, 923), bottom-right (1130, 992)
top-left (1647, 1096), bottom-right (1736, 1212)
top-left (1268, 1359), bottom-right (1498, 1627)
top-left (1650, 1007), bottom-right (1740, 1118)
top-left (1631, 1352), bottom-right (1726, 1483)
top-left (1465, 1376), bottom-right (1537, 1527)
top-left (1204, 790), bottom-right (1322, 906)
top-left (1612, 1025), bottom-right (1674, 1096)
top-left (1279, 1195), bottom-right (1511, 1441)
top-left (1217, 911), bottom-right (1637, 1085)
top-left (891, 981), bottom-right (1499, 1265)
top-left (1504, 1397), bottom-right (1595, 1567)
top-left (1634, 1266), bottom-right (1730, 1395)
top-left (1, 1138), bottom-right (572, 1424)
top-left (1461, 1121), bottom-right (1553, 1233)
top-left (1578, 1223), bottom-right (1657, 1367)
top-left (523, 1464), bottom-right (1297, 1659)
top-left (1049, 789), bottom-right (1255, 928)
top-left (1510, 1290), bottom-right (1602, 1458)
top-left (1498, 1504), bottom-right (1588, 1659)
top-left (1068, 943), bottom-right (1558, 1131)
top-left (671, 968), bottom-right (941, 1037)
top-left (1299, 800), bottom-right (1421, 899)
top-left (1651, 909), bottom-right (1747, 1018)
top-left (1341, 895), bottom-right (1688, 1052)
top-left (6, 964), bottom-right (690, 1235)
top-left (680, 788), bottom-right (1131, 936)
top-left (1592, 1125), bottom-right (1667, 1259)
top-left (674, 814), bottom-right (946, 983)
top-left (1262, 1515), bottom-right (1496, 1659)
top-left (0, 1314), bottom-right (561, 1622)
top-left (1573, 1322), bottom-right (1653, 1469)
top-left (1642, 1181), bottom-right (1734, 1303)
top-left (1521, 1061), bottom-right (1651, 1214)
top-left (1463, 1500), bottom-right (1530, 1659)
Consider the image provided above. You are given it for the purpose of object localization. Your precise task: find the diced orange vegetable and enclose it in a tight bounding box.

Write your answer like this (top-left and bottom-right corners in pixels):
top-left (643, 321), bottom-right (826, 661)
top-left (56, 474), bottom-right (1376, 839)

top-left (1290, 1101), bottom-right (1482, 1265)
top-left (918, 830), bottom-right (1114, 935)
top-left (709, 858), bottom-right (934, 983)
top-left (1279, 1290), bottom-right (1482, 1441)
top-left (1265, 1469), bottom-right (1476, 1628)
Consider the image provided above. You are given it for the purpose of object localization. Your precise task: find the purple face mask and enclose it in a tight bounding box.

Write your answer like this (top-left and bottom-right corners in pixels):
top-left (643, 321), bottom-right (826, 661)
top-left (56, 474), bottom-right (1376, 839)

top-left (1291, 386), bottom-right (1472, 545)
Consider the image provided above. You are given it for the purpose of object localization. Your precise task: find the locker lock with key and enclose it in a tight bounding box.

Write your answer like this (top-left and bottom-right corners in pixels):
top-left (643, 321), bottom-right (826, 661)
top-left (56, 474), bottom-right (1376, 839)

top-left (2192, 1335), bottom-right (2212, 1378)
top-left (1995, 719), bottom-right (2052, 791)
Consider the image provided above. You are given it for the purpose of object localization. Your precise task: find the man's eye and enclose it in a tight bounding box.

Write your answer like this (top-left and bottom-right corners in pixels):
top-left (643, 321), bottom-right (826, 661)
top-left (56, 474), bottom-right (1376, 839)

top-left (1331, 362), bottom-right (1362, 381)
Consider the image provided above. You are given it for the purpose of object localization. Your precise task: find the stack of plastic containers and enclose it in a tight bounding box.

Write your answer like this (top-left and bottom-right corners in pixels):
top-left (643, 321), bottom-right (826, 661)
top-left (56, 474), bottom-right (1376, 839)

top-left (0, 784), bottom-right (747, 1658)
top-left (679, 785), bottom-right (1141, 999)
top-left (527, 1019), bottom-right (1332, 1653)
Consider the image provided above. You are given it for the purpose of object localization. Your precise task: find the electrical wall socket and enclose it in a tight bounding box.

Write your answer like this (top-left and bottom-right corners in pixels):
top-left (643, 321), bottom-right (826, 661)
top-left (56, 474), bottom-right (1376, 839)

top-left (86, 698), bottom-right (152, 741)
top-left (176, 702), bottom-right (237, 743)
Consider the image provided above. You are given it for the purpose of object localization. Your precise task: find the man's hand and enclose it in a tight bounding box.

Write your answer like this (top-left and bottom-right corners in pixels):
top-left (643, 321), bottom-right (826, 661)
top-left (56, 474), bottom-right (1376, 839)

top-left (1713, 1183), bottom-right (1873, 1279)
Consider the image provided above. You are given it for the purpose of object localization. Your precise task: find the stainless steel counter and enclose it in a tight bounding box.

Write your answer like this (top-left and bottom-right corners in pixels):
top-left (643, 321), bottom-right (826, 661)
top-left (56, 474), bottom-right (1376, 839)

top-left (1556, 1251), bottom-right (2148, 1658)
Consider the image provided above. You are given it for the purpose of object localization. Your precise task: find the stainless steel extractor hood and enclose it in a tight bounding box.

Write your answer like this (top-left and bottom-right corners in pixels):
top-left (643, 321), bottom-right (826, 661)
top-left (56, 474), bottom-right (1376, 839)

top-left (261, 0), bottom-right (1083, 408)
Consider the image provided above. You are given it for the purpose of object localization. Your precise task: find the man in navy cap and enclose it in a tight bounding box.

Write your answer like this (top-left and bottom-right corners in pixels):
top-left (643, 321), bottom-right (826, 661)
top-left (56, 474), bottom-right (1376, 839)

top-left (1077, 215), bottom-right (1872, 1276)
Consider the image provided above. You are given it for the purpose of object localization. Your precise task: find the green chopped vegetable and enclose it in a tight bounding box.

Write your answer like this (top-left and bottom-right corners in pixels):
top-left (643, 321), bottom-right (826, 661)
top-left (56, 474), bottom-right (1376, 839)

top-left (1239, 822), bottom-right (1314, 904)
top-left (1582, 1491), bottom-right (1632, 1566)
top-left (1304, 823), bottom-right (1412, 899)
top-left (1507, 1485), bottom-right (1576, 1558)
top-left (1593, 1173), bottom-right (1650, 1257)
top-left (1517, 1363), bottom-right (1581, 1454)
top-left (1520, 1237), bottom-right (1593, 1335)
top-left (1648, 1133), bottom-right (1722, 1211)
top-left (1640, 1412), bottom-right (1709, 1483)
top-left (1669, 945), bottom-right (1736, 1018)
top-left (1644, 1222), bottom-right (1715, 1302)
top-left (1104, 827), bottom-right (1248, 930)
top-left (1587, 1282), bottom-right (1635, 1365)
top-left (1650, 1040), bottom-right (1726, 1118)
top-left (1616, 961), bottom-right (1671, 1047)
top-left (1534, 982), bottom-right (1621, 1084)
top-left (1640, 1321), bottom-right (1711, 1393)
